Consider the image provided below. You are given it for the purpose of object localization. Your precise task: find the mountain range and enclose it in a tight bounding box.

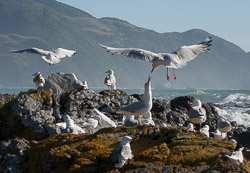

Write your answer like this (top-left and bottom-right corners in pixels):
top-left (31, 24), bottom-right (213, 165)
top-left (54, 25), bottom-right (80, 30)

top-left (0, 0), bottom-right (249, 89)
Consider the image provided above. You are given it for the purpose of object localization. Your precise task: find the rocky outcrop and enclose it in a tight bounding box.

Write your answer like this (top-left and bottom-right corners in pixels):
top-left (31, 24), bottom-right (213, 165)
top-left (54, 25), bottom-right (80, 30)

top-left (21, 126), bottom-right (249, 173)
top-left (42, 72), bottom-right (86, 96)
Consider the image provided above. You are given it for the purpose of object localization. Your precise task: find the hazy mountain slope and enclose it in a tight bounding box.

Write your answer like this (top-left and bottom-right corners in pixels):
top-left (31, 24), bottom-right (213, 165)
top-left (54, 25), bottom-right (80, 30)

top-left (0, 0), bottom-right (249, 89)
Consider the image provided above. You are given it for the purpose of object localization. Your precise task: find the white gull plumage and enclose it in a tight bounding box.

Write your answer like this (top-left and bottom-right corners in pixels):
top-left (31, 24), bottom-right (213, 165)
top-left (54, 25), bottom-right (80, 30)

top-left (113, 136), bottom-right (134, 168)
top-left (32, 72), bottom-right (45, 89)
top-left (82, 115), bottom-right (101, 129)
top-left (104, 69), bottom-right (116, 90)
top-left (200, 125), bottom-right (210, 137)
top-left (140, 112), bottom-right (155, 126)
top-left (63, 115), bottom-right (85, 134)
top-left (94, 108), bottom-right (117, 128)
top-left (99, 36), bottom-right (212, 80)
top-left (188, 99), bottom-right (207, 131)
top-left (225, 147), bottom-right (244, 165)
top-left (10, 47), bottom-right (77, 65)
top-left (186, 123), bottom-right (194, 132)
top-left (124, 115), bottom-right (138, 127)
top-left (116, 76), bottom-right (152, 124)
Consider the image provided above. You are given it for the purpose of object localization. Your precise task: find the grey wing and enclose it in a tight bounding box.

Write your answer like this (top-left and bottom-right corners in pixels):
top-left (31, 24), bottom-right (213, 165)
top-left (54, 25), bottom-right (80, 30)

top-left (10, 47), bottom-right (49, 56)
top-left (113, 145), bottom-right (122, 162)
top-left (161, 36), bottom-right (212, 68)
top-left (118, 101), bottom-right (145, 113)
top-left (99, 44), bottom-right (157, 62)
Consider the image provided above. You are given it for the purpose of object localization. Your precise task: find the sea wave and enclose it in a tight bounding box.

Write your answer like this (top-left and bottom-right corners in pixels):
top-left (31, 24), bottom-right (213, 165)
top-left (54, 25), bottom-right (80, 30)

top-left (215, 106), bottom-right (250, 127)
top-left (217, 93), bottom-right (250, 107)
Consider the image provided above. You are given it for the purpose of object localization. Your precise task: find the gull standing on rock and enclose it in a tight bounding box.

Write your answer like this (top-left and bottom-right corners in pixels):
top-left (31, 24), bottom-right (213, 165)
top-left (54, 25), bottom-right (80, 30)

top-left (113, 136), bottom-right (134, 168)
top-left (32, 72), bottom-right (45, 89)
top-left (225, 147), bottom-right (244, 165)
top-left (116, 76), bottom-right (152, 125)
top-left (211, 129), bottom-right (227, 139)
top-left (99, 36), bottom-right (212, 80)
top-left (10, 47), bottom-right (77, 65)
top-left (188, 99), bottom-right (207, 132)
top-left (82, 115), bottom-right (101, 129)
top-left (218, 118), bottom-right (231, 134)
top-left (63, 115), bottom-right (85, 134)
top-left (104, 69), bottom-right (116, 90)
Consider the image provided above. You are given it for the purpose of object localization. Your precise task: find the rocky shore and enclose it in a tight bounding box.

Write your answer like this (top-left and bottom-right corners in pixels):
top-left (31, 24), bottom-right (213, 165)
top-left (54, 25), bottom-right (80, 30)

top-left (0, 73), bottom-right (249, 172)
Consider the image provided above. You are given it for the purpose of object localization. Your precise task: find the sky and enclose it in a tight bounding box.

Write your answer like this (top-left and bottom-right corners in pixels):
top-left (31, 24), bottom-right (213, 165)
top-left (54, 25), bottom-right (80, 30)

top-left (56, 0), bottom-right (250, 52)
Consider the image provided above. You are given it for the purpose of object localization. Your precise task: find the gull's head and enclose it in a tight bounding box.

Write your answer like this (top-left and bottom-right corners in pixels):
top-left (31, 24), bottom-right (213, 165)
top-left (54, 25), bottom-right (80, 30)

top-left (105, 69), bottom-right (114, 75)
top-left (33, 72), bottom-right (41, 76)
top-left (144, 76), bottom-right (151, 89)
top-left (121, 136), bottom-right (132, 144)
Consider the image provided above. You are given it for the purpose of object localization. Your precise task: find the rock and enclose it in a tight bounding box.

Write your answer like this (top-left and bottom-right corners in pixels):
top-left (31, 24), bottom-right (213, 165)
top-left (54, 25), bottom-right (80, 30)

top-left (0, 138), bottom-right (30, 173)
top-left (20, 126), bottom-right (249, 172)
top-left (43, 72), bottom-right (85, 96)
top-left (0, 93), bottom-right (16, 106)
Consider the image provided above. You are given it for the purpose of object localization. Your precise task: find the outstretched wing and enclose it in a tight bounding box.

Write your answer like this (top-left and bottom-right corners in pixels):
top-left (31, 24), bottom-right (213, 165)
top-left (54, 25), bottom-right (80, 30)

top-left (54, 48), bottom-right (77, 59)
top-left (99, 44), bottom-right (157, 62)
top-left (161, 36), bottom-right (212, 68)
top-left (10, 47), bottom-right (49, 56)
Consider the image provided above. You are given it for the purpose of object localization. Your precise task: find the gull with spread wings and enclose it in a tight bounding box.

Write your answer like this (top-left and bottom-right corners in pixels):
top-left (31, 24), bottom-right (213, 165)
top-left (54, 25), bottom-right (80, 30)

top-left (10, 47), bottom-right (77, 65)
top-left (99, 36), bottom-right (212, 80)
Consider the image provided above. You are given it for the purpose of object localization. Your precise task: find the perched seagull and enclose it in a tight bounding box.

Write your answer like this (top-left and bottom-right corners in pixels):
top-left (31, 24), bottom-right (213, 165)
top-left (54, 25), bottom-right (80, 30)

top-left (82, 115), bottom-right (101, 129)
top-left (186, 123), bottom-right (194, 132)
top-left (10, 47), bottom-right (77, 65)
top-left (82, 81), bottom-right (88, 89)
top-left (32, 72), bottom-right (45, 89)
top-left (104, 69), bottom-right (116, 90)
top-left (116, 76), bottom-right (152, 124)
top-left (225, 147), bottom-right (244, 165)
top-left (124, 115), bottom-right (138, 127)
top-left (140, 112), bottom-right (155, 126)
top-left (218, 118), bottom-right (232, 133)
top-left (211, 129), bottom-right (227, 139)
top-left (63, 115), bottom-right (85, 134)
top-left (200, 125), bottom-right (210, 137)
top-left (113, 136), bottom-right (134, 168)
top-left (99, 36), bottom-right (212, 80)
top-left (188, 99), bottom-right (207, 132)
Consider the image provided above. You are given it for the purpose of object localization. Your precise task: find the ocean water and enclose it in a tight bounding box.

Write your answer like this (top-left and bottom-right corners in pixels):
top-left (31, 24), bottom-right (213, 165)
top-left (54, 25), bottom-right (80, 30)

top-left (1, 88), bottom-right (250, 127)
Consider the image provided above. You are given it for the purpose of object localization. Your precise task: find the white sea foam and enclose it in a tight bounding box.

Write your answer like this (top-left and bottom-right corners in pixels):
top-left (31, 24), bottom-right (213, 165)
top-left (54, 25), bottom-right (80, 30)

top-left (218, 93), bottom-right (250, 107)
top-left (215, 106), bottom-right (250, 127)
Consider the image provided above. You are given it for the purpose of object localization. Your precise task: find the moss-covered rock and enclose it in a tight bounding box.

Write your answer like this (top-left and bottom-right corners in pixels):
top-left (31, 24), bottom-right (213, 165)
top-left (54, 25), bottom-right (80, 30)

top-left (21, 126), bottom-right (250, 172)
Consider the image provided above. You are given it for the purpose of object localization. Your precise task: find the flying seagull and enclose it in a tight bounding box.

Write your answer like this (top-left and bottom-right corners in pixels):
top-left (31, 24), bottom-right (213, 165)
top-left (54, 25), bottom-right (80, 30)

top-left (10, 47), bottom-right (77, 65)
top-left (99, 36), bottom-right (212, 80)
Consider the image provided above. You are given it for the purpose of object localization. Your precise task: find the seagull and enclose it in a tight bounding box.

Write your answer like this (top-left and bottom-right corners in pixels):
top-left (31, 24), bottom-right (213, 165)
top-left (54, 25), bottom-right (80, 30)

top-left (188, 99), bottom-right (207, 132)
top-left (211, 129), bottom-right (227, 139)
top-left (82, 115), bottom-right (101, 129)
top-left (200, 125), bottom-right (210, 137)
top-left (104, 69), bottom-right (116, 90)
top-left (116, 76), bottom-right (152, 125)
top-left (99, 36), bottom-right (212, 80)
top-left (186, 123), bottom-right (194, 132)
top-left (69, 73), bottom-right (85, 89)
top-left (32, 72), bottom-right (45, 89)
top-left (63, 115), bottom-right (85, 134)
top-left (218, 118), bottom-right (231, 133)
top-left (140, 112), bottom-right (155, 126)
top-left (225, 147), bottom-right (244, 165)
top-left (10, 47), bottom-right (77, 65)
top-left (124, 115), bottom-right (138, 127)
top-left (113, 136), bottom-right (134, 168)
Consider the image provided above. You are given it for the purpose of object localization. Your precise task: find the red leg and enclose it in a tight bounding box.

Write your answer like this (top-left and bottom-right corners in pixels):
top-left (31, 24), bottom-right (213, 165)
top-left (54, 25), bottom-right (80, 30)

top-left (173, 69), bottom-right (176, 79)
top-left (166, 67), bottom-right (170, 80)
